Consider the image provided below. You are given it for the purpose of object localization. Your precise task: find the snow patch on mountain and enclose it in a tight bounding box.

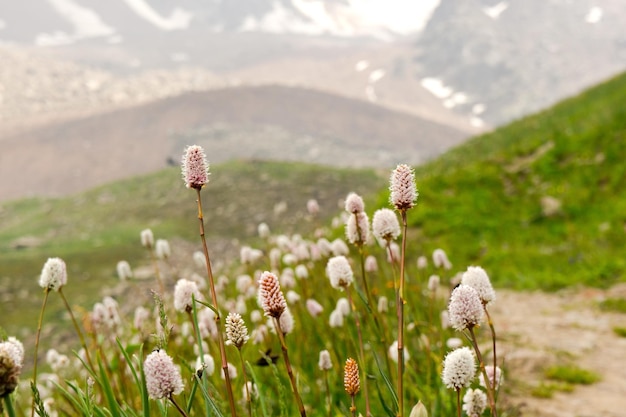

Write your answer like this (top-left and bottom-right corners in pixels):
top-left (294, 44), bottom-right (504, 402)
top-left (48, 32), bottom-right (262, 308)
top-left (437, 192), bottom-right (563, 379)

top-left (36, 0), bottom-right (115, 46)
top-left (121, 0), bottom-right (192, 31)
top-left (241, 0), bottom-right (441, 39)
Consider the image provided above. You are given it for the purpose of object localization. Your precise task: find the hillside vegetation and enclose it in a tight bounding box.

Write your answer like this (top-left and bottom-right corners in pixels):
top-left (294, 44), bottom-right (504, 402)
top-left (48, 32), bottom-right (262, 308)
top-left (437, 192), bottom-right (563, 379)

top-left (401, 71), bottom-right (626, 290)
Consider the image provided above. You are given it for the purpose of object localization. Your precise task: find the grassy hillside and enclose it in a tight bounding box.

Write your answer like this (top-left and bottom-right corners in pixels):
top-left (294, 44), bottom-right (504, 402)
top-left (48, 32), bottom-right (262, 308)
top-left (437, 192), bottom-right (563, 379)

top-left (399, 72), bottom-right (626, 290)
top-left (0, 161), bottom-right (386, 339)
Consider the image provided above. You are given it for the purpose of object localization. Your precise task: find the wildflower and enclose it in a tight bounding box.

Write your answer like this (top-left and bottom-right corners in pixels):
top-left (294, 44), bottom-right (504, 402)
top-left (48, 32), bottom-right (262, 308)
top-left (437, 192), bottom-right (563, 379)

top-left (280, 268), bottom-right (296, 288)
top-left (336, 297), bottom-right (351, 316)
top-left (319, 350), bottom-right (333, 371)
top-left (428, 275), bottom-right (440, 292)
top-left (346, 212), bottom-right (370, 244)
top-left (116, 260), bottom-right (133, 280)
top-left (307, 199), bottom-right (320, 216)
top-left (479, 365), bottom-right (503, 390)
top-left (326, 256), bottom-right (354, 290)
top-left (181, 144), bottom-right (209, 189)
top-left (329, 309), bottom-right (344, 328)
top-left (377, 296), bottom-right (389, 313)
top-left (39, 257), bottom-right (67, 291)
top-left (174, 279), bottom-right (202, 313)
top-left (195, 353), bottom-right (215, 376)
top-left (306, 299), bottom-right (324, 317)
top-left (433, 248), bottom-right (452, 270)
top-left (461, 266), bottom-right (496, 305)
top-left (317, 238), bottom-right (333, 256)
top-left (250, 310), bottom-right (262, 323)
top-left (0, 340), bottom-right (23, 397)
top-left (155, 239), bottom-right (171, 260)
top-left (258, 222), bottom-right (271, 239)
top-left (221, 362), bottom-right (238, 380)
top-left (144, 350), bottom-right (184, 399)
top-left (388, 340), bottom-right (410, 363)
top-left (225, 312), bottom-right (249, 349)
top-left (344, 192), bottom-right (365, 213)
top-left (4, 338), bottom-right (24, 367)
top-left (286, 290), bottom-right (301, 304)
top-left (448, 284), bottom-right (484, 331)
top-left (344, 358), bottom-right (360, 395)
top-left (446, 337), bottom-right (463, 349)
top-left (251, 324), bottom-right (269, 344)
top-left (140, 229), bottom-right (154, 248)
top-left (330, 238), bottom-right (349, 256)
top-left (372, 208), bottom-right (401, 241)
top-left (387, 242), bottom-right (400, 263)
top-left (258, 271), bottom-right (287, 318)
top-left (390, 164), bottom-right (417, 211)
top-left (442, 347), bottom-right (476, 390)
top-left (192, 250), bottom-right (206, 268)
top-left (281, 307), bottom-right (296, 334)
top-left (462, 388), bottom-right (488, 417)
top-left (365, 255), bottom-right (378, 272)
top-left (416, 255), bottom-right (428, 269)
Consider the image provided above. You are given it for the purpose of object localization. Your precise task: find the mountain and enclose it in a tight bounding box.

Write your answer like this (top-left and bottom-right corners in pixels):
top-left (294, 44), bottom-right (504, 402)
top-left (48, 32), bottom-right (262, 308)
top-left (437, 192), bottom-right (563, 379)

top-left (400, 70), bottom-right (626, 290)
top-left (1, 0), bottom-right (624, 129)
top-left (0, 85), bottom-right (466, 202)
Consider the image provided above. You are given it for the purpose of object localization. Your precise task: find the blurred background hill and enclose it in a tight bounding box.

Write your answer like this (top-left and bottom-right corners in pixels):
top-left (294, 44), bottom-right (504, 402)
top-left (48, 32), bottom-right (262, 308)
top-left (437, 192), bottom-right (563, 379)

top-left (1, 0), bottom-right (625, 201)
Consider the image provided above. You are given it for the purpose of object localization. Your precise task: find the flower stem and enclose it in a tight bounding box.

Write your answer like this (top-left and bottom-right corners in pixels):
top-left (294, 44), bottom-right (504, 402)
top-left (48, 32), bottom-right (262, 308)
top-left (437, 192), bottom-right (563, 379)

top-left (468, 327), bottom-right (498, 417)
top-left (58, 288), bottom-right (95, 371)
top-left (4, 394), bottom-right (16, 417)
top-left (396, 210), bottom-right (408, 417)
top-left (484, 307), bottom-right (498, 388)
top-left (273, 317), bottom-right (307, 417)
top-left (456, 389), bottom-right (461, 417)
top-left (323, 370), bottom-right (332, 417)
top-left (350, 394), bottom-right (357, 417)
top-left (345, 286), bottom-right (371, 417)
top-left (195, 188), bottom-right (237, 417)
top-left (31, 288), bottom-right (49, 417)
top-left (238, 349), bottom-right (252, 417)
top-left (169, 395), bottom-right (190, 417)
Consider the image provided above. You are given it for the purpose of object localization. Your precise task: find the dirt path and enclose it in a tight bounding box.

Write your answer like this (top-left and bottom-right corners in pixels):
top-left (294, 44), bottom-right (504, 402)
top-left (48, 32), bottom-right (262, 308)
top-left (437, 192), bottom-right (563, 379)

top-left (493, 284), bottom-right (626, 417)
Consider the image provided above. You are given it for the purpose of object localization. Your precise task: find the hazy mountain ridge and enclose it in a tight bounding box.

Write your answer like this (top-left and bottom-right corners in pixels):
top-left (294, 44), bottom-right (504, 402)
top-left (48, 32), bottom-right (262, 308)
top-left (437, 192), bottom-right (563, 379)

top-left (0, 84), bottom-right (466, 202)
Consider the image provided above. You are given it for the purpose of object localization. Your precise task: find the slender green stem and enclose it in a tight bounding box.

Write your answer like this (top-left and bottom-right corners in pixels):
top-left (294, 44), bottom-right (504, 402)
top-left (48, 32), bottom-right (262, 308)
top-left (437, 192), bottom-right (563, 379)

top-left (396, 210), bottom-right (408, 417)
top-left (31, 288), bottom-right (49, 417)
top-left (148, 246), bottom-right (165, 295)
top-left (468, 327), bottom-right (498, 417)
top-left (4, 394), bottom-right (16, 417)
top-left (484, 307), bottom-right (498, 386)
top-left (194, 188), bottom-right (237, 417)
top-left (345, 286), bottom-right (370, 417)
top-left (190, 297), bottom-right (210, 417)
top-left (58, 288), bottom-right (95, 372)
top-left (273, 317), bottom-right (307, 417)
top-left (323, 370), bottom-right (331, 417)
top-left (238, 349), bottom-right (252, 417)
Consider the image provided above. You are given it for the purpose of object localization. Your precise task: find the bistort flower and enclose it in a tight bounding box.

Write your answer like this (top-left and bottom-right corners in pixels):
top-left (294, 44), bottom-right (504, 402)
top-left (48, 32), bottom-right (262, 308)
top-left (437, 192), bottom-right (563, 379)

top-left (258, 271), bottom-right (287, 318)
top-left (389, 164), bottom-right (417, 211)
top-left (344, 358), bottom-right (360, 396)
top-left (144, 350), bottom-right (184, 399)
top-left (181, 145), bottom-right (209, 189)
top-left (39, 257), bottom-right (67, 291)
top-left (448, 284), bottom-right (484, 331)
top-left (461, 266), bottom-right (496, 305)
top-left (326, 256), bottom-right (354, 290)
top-left (225, 312), bottom-right (249, 349)
top-left (372, 208), bottom-right (401, 241)
top-left (174, 279), bottom-right (202, 313)
top-left (442, 347), bottom-right (476, 390)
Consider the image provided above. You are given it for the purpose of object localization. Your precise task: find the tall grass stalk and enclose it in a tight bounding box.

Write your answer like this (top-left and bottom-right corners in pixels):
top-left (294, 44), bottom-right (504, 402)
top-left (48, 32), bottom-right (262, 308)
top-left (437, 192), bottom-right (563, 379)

top-left (193, 188), bottom-right (237, 417)
top-left (468, 327), bottom-right (497, 417)
top-left (272, 317), bottom-right (307, 417)
top-left (396, 210), bottom-right (408, 417)
top-left (345, 285), bottom-right (370, 417)
top-left (58, 288), bottom-right (94, 371)
top-left (31, 288), bottom-right (50, 417)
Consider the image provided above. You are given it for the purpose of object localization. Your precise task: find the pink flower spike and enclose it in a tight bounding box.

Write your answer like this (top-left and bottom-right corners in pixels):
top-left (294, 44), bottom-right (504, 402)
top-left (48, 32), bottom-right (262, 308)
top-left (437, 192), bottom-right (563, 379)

top-left (181, 145), bottom-right (209, 189)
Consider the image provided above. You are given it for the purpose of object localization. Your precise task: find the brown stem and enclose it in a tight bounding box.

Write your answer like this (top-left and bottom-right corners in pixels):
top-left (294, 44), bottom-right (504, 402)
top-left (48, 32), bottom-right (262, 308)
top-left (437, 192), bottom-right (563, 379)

top-left (468, 327), bottom-right (498, 417)
top-left (324, 370), bottom-right (331, 417)
top-left (350, 394), bottom-right (357, 417)
top-left (195, 189), bottom-right (237, 417)
top-left (345, 286), bottom-right (371, 417)
top-left (31, 289), bottom-right (50, 417)
top-left (273, 317), bottom-right (307, 417)
top-left (169, 394), bottom-right (190, 417)
top-left (58, 288), bottom-right (95, 371)
top-left (484, 307), bottom-right (498, 387)
top-left (456, 389), bottom-right (461, 417)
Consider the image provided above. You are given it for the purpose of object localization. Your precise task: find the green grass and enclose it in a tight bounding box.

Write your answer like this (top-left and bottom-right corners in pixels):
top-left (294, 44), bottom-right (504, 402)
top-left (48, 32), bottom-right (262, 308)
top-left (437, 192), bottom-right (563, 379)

top-left (388, 71), bottom-right (626, 290)
top-left (612, 327), bottom-right (626, 337)
top-left (599, 297), bottom-right (626, 313)
top-left (0, 161), bottom-right (386, 340)
top-left (545, 365), bottom-right (601, 385)
top-left (531, 381), bottom-right (574, 399)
